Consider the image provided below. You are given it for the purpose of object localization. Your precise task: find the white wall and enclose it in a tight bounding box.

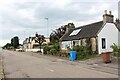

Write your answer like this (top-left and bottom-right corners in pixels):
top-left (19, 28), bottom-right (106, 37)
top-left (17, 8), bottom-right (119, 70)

top-left (98, 23), bottom-right (119, 54)
top-left (26, 49), bottom-right (43, 53)
top-left (118, 1), bottom-right (120, 19)
top-left (61, 40), bottom-right (81, 50)
top-left (118, 1), bottom-right (120, 45)
top-left (118, 32), bottom-right (120, 46)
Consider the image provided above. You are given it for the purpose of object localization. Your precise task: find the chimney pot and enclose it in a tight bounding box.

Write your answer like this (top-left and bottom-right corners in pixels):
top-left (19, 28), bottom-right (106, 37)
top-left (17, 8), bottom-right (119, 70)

top-left (109, 11), bottom-right (112, 15)
top-left (115, 18), bottom-right (120, 23)
top-left (104, 10), bottom-right (107, 14)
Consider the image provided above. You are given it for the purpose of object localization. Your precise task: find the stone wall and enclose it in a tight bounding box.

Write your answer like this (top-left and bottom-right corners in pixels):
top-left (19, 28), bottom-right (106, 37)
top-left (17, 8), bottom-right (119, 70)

top-left (91, 38), bottom-right (97, 52)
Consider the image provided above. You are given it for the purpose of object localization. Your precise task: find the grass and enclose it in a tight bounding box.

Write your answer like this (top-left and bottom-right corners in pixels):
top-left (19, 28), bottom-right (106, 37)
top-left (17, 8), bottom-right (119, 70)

top-left (76, 53), bottom-right (98, 61)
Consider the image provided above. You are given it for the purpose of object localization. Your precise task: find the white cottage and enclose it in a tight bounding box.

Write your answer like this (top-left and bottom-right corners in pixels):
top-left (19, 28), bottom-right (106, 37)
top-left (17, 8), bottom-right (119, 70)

top-left (60, 10), bottom-right (120, 54)
top-left (115, 19), bottom-right (120, 46)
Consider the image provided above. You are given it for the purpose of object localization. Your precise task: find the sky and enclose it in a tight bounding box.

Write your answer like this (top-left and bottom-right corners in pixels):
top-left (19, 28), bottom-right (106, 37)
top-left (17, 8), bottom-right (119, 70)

top-left (0, 0), bottom-right (119, 46)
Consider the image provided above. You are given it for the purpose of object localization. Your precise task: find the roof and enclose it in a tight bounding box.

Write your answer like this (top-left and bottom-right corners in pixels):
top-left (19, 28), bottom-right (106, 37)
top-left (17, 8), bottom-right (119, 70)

top-left (60, 21), bottom-right (103, 41)
top-left (116, 23), bottom-right (120, 31)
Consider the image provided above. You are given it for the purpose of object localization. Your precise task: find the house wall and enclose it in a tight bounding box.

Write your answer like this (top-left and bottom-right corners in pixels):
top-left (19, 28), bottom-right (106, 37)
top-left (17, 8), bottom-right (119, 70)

top-left (73, 40), bottom-right (81, 46)
top-left (98, 23), bottom-right (119, 54)
top-left (118, 1), bottom-right (120, 19)
top-left (27, 43), bottom-right (30, 49)
top-left (23, 44), bottom-right (28, 49)
top-left (81, 39), bottom-right (86, 46)
top-left (61, 40), bottom-right (81, 50)
top-left (91, 38), bottom-right (97, 52)
top-left (118, 31), bottom-right (120, 46)
top-left (31, 40), bottom-right (35, 48)
top-left (118, 1), bottom-right (120, 46)
top-left (45, 38), bottom-right (50, 44)
top-left (61, 41), bottom-right (72, 50)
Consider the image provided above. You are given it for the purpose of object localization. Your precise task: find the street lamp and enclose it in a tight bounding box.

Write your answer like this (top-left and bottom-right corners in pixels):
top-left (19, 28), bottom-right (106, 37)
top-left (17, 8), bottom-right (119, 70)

top-left (45, 18), bottom-right (49, 38)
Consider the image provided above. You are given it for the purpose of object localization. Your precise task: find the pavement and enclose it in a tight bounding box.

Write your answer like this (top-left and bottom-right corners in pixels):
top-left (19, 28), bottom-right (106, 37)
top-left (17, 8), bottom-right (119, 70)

top-left (0, 50), bottom-right (4, 79)
top-left (77, 56), bottom-right (118, 75)
top-left (1, 50), bottom-right (119, 78)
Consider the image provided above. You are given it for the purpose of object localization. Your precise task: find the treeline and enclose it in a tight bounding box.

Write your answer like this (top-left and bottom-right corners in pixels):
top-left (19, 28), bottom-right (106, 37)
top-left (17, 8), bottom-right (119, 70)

top-left (2, 36), bottom-right (19, 49)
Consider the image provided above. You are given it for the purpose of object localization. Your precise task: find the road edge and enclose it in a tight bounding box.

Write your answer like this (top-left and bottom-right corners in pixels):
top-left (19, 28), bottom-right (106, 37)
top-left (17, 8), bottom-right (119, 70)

top-left (0, 54), bottom-right (4, 80)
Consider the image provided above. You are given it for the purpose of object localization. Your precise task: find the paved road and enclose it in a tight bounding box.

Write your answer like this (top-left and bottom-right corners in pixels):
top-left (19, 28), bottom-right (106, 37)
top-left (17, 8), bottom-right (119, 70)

top-left (1, 50), bottom-right (118, 78)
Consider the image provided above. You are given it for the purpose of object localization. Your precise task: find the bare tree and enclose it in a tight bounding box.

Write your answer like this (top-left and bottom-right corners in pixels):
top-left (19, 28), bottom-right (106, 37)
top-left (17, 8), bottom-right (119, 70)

top-left (50, 23), bottom-right (75, 42)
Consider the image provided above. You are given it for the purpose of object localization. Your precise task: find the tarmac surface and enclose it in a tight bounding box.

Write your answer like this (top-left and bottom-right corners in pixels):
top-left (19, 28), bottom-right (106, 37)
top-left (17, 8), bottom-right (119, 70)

top-left (1, 50), bottom-right (119, 78)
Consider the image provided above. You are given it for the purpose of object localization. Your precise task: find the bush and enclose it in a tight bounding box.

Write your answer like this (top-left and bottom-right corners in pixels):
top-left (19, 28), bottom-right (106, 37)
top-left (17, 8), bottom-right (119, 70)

top-left (50, 48), bottom-right (57, 55)
top-left (71, 45), bottom-right (96, 60)
top-left (43, 41), bottom-right (60, 55)
top-left (110, 43), bottom-right (120, 57)
top-left (43, 46), bottom-right (50, 54)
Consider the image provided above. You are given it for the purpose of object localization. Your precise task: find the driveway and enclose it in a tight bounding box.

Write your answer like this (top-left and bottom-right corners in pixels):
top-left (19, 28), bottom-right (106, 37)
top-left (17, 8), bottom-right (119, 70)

top-left (1, 50), bottom-right (118, 78)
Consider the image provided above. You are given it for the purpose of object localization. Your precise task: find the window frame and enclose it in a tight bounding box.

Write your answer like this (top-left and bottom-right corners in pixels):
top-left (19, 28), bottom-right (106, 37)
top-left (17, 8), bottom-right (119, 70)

top-left (101, 38), bottom-right (106, 49)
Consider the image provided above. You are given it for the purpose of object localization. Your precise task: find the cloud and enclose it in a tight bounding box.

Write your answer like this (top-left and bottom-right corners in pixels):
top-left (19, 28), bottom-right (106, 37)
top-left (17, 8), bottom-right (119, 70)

top-left (0, 0), bottom-right (119, 46)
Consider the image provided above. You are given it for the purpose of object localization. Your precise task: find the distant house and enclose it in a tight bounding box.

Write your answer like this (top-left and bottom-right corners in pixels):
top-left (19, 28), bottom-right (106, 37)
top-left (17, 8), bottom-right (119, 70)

top-left (23, 32), bottom-right (50, 52)
top-left (44, 37), bottom-right (50, 45)
top-left (23, 38), bottom-right (29, 49)
top-left (23, 37), bottom-right (39, 49)
top-left (60, 10), bottom-right (120, 54)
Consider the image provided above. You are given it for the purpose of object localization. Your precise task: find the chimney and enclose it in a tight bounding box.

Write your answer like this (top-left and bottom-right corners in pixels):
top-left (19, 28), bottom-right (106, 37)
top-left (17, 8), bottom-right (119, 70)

top-left (115, 18), bottom-right (120, 29)
top-left (115, 18), bottom-right (120, 23)
top-left (103, 10), bottom-right (114, 24)
top-left (66, 27), bottom-right (70, 33)
top-left (115, 18), bottom-right (120, 26)
top-left (35, 32), bottom-right (38, 37)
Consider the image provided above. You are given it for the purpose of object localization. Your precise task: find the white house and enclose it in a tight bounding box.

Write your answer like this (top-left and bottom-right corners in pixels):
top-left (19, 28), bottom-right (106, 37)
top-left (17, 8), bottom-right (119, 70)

top-left (60, 10), bottom-right (120, 54)
top-left (118, 1), bottom-right (120, 46)
top-left (115, 19), bottom-right (120, 46)
top-left (118, 1), bottom-right (120, 19)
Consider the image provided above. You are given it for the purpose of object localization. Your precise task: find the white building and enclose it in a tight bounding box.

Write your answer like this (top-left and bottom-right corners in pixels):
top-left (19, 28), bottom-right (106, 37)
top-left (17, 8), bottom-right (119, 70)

top-left (118, 1), bottom-right (120, 19)
top-left (60, 10), bottom-right (120, 54)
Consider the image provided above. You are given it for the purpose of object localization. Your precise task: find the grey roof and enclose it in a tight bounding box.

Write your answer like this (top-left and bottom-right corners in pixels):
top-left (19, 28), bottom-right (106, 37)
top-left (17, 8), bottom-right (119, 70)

top-left (60, 21), bottom-right (103, 41)
top-left (116, 23), bottom-right (120, 31)
top-left (114, 22), bottom-right (120, 31)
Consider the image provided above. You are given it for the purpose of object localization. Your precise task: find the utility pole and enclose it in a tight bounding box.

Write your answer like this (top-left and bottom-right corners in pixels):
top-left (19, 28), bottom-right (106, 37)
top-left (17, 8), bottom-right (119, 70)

top-left (45, 18), bottom-right (49, 38)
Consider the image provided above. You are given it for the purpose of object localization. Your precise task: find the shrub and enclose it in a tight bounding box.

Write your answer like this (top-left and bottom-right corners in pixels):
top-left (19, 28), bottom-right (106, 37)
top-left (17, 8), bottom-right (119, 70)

top-left (43, 46), bottom-right (50, 54)
top-left (110, 43), bottom-right (120, 57)
top-left (50, 48), bottom-right (57, 55)
top-left (71, 45), bottom-right (96, 60)
top-left (43, 41), bottom-right (60, 55)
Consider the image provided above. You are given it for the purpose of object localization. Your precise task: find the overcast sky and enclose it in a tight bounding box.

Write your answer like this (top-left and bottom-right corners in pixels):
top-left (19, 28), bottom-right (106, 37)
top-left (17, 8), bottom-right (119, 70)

top-left (0, 0), bottom-right (119, 46)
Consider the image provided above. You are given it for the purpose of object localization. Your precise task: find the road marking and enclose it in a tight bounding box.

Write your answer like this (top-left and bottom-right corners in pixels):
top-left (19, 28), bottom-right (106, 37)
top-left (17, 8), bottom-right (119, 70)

top-left (48, 69), bottom-right (54, 72)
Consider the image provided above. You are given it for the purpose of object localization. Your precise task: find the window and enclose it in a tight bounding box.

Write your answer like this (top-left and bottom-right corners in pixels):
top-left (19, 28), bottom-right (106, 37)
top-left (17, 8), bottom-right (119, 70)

top-left (73, 40), bottom-right (79, 46)
top-left (73, 41), bottom-right (75, 47)
top-left (70, 29), bottom-right (81, 36)
top-left (102, 38), bottom-right (106, 49)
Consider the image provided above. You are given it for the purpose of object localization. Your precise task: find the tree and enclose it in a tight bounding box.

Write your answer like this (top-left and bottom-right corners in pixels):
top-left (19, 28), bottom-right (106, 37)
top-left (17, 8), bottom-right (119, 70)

top-left (50, 23), bottom-right (75, 42)
top-left (2, 43), bottom-right (13, 49)
top-left (11, 36), bottom-right (19, 48)
top-left (35, 34), bottom-right (46, 52)
top-left (67, 23), bottom-right (75, 28)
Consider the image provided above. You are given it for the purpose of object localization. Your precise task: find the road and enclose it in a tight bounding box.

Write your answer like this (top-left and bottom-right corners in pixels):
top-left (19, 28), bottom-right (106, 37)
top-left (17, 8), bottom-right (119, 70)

top-left (1, 50), bottom-right (118, 78)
